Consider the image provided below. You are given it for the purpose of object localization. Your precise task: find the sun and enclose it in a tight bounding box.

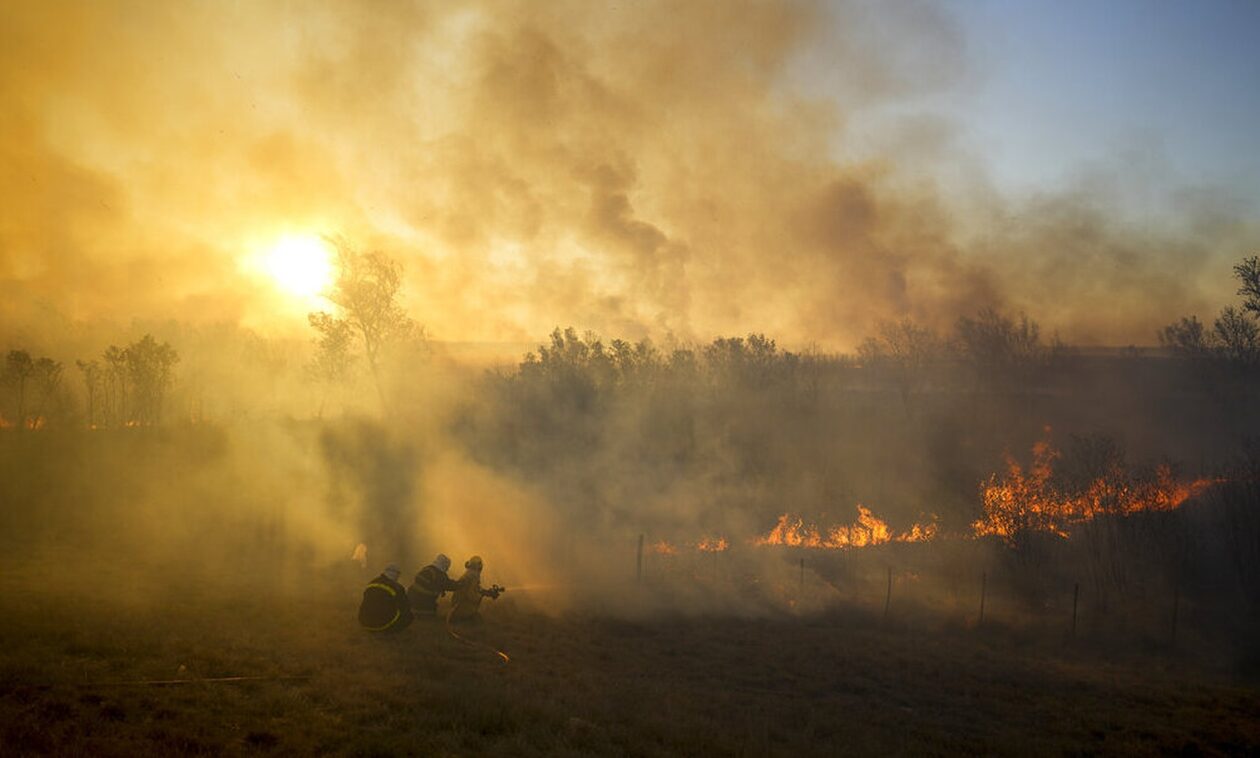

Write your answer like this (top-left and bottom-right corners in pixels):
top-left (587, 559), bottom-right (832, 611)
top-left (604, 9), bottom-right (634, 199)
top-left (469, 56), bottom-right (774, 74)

top-left (262, 234), bottom-right (335, 297)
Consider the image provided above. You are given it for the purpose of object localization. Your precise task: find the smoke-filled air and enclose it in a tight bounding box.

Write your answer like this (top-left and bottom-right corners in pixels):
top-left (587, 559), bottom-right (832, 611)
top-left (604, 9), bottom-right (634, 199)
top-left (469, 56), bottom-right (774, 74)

top-left (2, 1), bottom-right (1259, 754)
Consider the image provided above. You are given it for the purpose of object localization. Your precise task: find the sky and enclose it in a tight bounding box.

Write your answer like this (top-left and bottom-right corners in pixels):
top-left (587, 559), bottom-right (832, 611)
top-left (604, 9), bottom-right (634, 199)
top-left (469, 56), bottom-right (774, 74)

top-left (1, 0), bottom-right (1257, 351)
top-left (953, 0), bottom-right (1260, 199)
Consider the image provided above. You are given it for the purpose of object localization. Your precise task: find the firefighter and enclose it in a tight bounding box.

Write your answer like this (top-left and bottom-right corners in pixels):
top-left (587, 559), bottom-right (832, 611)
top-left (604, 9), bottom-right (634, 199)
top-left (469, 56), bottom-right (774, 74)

top-left (448, 555), bottom-right (502, 623)
top-left (408, 553), bottom-right (459, 617)
top-left (358, 563), bottom-right (413, 633)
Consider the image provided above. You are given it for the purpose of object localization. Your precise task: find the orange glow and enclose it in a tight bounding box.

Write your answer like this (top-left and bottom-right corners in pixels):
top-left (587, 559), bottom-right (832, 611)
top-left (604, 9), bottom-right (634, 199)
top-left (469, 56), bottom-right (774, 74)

top-left (650, 540), bottom-right (678, 556)
top-left (973, 431), bottom-right (1218, 543)
top-left (754, 506), bottom-right (937, 549)
top-left (695, 537), bottom-right (730, 553)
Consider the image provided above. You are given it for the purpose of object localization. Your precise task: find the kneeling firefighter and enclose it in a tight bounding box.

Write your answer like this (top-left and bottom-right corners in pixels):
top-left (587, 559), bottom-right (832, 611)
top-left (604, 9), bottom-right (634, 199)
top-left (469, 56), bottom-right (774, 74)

top-left (448, 555), bottom-right (503, 623)
top-left (409, 553), bottom-right (459, 617)
top-left (358, 563), bottom-right (413, 633)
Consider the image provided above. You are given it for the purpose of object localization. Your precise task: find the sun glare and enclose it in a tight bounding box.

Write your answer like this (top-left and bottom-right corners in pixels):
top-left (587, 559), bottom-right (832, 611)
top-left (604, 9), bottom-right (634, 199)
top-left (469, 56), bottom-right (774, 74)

top-left (263, 234), bottom-right (334, 297)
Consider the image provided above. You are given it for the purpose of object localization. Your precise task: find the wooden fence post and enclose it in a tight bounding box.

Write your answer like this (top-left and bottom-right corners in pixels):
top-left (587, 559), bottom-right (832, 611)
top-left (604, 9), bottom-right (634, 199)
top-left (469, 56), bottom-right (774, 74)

top-left (883, 566), bottom-right (893, 622)
top-left (1072, 582), bottom-right (1079, 638)
top-left (636, 534), bottom-right (644, 583)
top-left (978, 570), bottom-right (987, 627)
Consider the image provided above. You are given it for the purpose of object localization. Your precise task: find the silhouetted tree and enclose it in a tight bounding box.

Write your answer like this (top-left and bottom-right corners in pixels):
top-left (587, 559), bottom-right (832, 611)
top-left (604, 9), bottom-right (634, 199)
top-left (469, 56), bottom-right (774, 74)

top-left (309, 237), bottom-right (417, 411)
top-left (31, 357), bottom-right (63, 426)
top-left (858, 319), bottom-right (943, 408)
top-left (3, 350), bottom-right (35, 428)
top-left (1159, 316), bottom-right (1212, 359)
top-left (308, 311), bottom-right (356, 417)
top-left (1235, 255), bottom-right (1260, 316)
top-left (1214, 306), bottom-right (1260, 368)
top-left (703, 333), bottom-right (797, 390)
top-left (954, 308), bottom-right (1049, 390)
top-left (103, 345), bottom-right (127, 426)
top-left (1160, 256), bottom-right (1260, 374)
top-left (76, 359), bottom-right (103, 428)
top-left (125, 335), bottom-right (179, 425)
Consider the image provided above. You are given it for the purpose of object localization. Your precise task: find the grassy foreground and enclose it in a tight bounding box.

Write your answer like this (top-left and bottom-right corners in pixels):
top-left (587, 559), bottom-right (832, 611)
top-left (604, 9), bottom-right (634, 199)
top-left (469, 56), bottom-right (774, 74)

top-left (1, 587), bottom-right (1258, 757)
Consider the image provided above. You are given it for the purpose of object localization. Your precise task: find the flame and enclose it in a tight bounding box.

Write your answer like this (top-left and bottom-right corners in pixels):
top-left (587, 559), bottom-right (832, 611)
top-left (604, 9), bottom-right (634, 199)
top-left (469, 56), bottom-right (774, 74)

top-left (0, 414), bottom-right (12, 429)
top-left (695, 536), bottom-right (729, 553)
top-left (754, 506), bottom-right (937, 549)
top-left (650, 540), bottom-right (678, 556)
top-left (973, 432), bottom-right (1218, 543)
top-left (24, 416), bottom-right (45, 430)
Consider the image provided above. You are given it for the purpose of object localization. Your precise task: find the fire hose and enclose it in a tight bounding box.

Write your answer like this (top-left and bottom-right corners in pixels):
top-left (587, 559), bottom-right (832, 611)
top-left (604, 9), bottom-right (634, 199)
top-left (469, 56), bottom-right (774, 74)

top-left (444, 585), bottom-right (510, 664)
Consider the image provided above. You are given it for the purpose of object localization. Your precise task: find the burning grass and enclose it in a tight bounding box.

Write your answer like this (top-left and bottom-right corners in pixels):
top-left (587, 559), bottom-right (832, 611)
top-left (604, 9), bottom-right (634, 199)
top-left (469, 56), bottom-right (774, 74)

top-left (973, 430), bottom-right (1219, 543)
top-left (755, 505), bottom-right (938, 549)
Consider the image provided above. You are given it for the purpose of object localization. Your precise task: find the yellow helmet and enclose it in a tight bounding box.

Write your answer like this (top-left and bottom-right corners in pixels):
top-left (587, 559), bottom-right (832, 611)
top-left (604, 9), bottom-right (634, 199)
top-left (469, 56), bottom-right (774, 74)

top-left (465, 555), bottom-right (484, 570)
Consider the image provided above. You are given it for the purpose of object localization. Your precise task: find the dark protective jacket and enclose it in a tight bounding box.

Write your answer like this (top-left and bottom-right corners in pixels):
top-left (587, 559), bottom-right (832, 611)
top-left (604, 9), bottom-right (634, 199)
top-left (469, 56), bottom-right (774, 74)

top-left (408, 565), bottom-right (460, 615)
top-left (358, 573), bottom-right (412, 632)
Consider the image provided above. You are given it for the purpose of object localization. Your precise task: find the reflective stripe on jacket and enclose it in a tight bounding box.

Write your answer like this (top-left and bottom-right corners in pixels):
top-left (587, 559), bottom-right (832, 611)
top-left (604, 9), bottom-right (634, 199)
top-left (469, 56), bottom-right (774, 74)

top-left (358, 574), bottom-right (409, 631)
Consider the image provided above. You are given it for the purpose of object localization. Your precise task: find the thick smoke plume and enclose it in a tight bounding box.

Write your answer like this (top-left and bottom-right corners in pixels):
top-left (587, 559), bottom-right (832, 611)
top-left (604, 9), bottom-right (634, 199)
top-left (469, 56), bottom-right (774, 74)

top-left (3, 1), bottom-right (1253, 351)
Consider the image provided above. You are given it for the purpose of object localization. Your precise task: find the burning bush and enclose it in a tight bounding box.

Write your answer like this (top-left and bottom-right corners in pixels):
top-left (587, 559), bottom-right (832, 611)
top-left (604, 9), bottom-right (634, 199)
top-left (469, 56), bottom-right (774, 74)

top-left (973, 430), bottom-right (1216, 545)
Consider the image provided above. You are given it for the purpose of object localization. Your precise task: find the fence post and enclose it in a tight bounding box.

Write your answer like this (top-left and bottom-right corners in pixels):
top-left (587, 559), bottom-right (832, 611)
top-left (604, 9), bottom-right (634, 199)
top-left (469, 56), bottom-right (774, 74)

top-left (1072, 582), bottom-right (1079, 638)
top-left (799, 557), bottom-right (805, 591)
top-left (1170, 576), bottom-right (1180, 644)
top-left (978, 570), bottom-right (987, 627)
top-left (636, 534), bottom-right (644, 583)
top-left (883, 566), bottom-right (893, 622)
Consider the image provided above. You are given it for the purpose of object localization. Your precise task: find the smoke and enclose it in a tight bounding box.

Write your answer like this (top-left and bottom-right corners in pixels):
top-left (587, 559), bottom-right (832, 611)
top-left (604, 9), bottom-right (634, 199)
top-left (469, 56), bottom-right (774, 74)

top-left (3, 1), bottom-right (1254, 350)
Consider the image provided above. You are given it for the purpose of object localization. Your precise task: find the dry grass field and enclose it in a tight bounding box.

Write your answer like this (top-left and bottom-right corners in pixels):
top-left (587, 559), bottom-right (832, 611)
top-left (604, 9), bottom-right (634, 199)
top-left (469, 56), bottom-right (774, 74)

top-left (2, 582), bottom-right (1258, 757)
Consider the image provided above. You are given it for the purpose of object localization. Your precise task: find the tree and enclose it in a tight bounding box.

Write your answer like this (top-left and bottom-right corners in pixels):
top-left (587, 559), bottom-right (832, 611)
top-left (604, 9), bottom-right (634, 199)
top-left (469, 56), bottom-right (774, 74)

top-left (31, 357), bottom-right (63, 426)
top-left (1160, 256), bottom-right (1260, 373)
top-left (1159, 316), bottom-right (1212, 359)
top-left (77, 359), bottom-right (103, 428)
top-left (308, 311), bottom-right (356, 416)
top-left (3, 350), bottom-right (35, 428)
top-left (1214, 306), bottom-right (1260, 367)
top-left (309, 237), bottom-right (417, 411)
top-left (954, 308), bottom-right (1048, 390)
top-left (103, 345), bottom-right (127, 426)
top-left (124, 335), bottom-right (179, 425)
top-left (1235, 255), bottom-right (1260, 317)
top-left (857, 319), bottom-right (943, 407)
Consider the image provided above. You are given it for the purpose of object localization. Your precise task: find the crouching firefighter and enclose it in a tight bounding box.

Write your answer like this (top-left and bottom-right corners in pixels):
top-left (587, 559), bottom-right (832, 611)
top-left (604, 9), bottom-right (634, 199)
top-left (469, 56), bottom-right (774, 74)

top-left (408, 553), bottom-right (459, 618)
top-left (448, 555), bottom-right (504, 624)
top-left (358, 563), bottom-right (413, 633)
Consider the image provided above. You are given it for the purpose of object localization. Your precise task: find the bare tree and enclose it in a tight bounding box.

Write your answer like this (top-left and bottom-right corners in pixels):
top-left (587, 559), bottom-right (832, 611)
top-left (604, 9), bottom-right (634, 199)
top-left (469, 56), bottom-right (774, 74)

top-left (1213, 306), bottom-right (1260, 368)
top-left (858, 319), bottom-right (943, 408)
top-left (1159, 316), bottom-right (1212, 359)
top-left (1235, 255), bottom-right (1260, 316)
top-left (954, 308), bottom-right (1048, 390)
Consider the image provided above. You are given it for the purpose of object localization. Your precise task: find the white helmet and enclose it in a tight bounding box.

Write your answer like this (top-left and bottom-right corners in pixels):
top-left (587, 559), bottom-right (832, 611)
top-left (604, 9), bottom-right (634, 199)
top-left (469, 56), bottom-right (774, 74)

top-left (432, 554), bottom-right (452, 573)
top-left (382, 563), bottom-right (401, 582)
